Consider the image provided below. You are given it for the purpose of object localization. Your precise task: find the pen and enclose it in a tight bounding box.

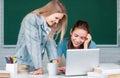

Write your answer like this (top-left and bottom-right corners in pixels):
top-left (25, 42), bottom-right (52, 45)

top-left (7, 56), bottom-right (12, 63)
top-left (5, 57), bottom-right (9, 63)
top-left (11, 56), bottom-right (17, 63)
top-left (10, 57), bottom-right (13, 63)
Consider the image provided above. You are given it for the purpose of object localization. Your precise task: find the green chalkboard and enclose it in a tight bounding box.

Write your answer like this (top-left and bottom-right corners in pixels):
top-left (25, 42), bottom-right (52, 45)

top-left (4, 0), bottom-right (117, 46)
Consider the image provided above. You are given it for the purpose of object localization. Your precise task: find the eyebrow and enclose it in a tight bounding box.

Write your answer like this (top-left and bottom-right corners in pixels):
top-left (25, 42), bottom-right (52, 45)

top-left (74, 33), bottom-right (86, 37)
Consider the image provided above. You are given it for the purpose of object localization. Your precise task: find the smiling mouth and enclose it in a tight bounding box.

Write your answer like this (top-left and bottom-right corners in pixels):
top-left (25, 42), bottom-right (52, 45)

top-left (73, 43), bottom-right (79, 46)
top-left (74, 42), bottom-right (81, 45)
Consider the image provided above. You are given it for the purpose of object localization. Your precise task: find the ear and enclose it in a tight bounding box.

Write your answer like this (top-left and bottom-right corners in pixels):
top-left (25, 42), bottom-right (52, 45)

top-left (70, 28), bottom-right (73, 35)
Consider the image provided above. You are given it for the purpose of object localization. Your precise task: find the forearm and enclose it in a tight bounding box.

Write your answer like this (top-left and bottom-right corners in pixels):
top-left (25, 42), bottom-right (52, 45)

top-left (57, 57), bottom-right (62, 66)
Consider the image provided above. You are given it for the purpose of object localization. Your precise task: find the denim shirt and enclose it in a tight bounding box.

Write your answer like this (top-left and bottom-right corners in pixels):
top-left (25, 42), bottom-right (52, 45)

top-left (15, 13), bottom-right (58, 69)
top-left (57, 38), bottom-right (96, 58)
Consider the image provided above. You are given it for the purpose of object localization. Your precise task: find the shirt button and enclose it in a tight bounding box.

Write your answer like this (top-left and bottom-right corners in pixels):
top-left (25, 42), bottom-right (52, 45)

top-left (20, 56), bottom-right (22, 58)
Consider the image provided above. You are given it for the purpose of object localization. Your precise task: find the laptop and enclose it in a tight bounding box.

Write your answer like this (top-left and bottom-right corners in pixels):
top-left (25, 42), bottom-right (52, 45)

top-left (65, 48), bottom-right (100, 76)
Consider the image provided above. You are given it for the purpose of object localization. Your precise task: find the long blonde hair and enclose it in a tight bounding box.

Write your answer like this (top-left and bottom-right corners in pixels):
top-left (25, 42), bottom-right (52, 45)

top-left (33, 0), bottom-right (67, 41)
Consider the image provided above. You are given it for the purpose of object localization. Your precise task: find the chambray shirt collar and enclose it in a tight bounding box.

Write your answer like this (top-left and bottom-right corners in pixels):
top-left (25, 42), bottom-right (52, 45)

top-left (41, 16), bottom-right (51, 34)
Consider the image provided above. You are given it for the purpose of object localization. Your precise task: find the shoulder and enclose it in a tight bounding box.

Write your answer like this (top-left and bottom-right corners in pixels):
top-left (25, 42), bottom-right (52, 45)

top-left (60, 38), bottom-right (69, 44)
top-left (90, 40), bottom-right (96, 44)
top-left (89, 40), bottom-right (96, 48)
top-left (57, 38), bottom-right (69, 47)
top-left (23, 13), bottom-right (44, 25)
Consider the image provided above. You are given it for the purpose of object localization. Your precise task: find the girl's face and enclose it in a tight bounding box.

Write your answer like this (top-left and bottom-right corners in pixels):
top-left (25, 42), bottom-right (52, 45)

top-left (46, 13), bottom-right (64, 27)
top-left (70, 28), bottom-right (88, 48)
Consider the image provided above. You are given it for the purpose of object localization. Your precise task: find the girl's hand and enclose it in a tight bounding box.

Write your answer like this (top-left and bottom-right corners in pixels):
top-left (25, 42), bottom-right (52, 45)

top-left (58, 66), bottom-right (66, 74)
top-left (84, 34), bottom-right (92, 49)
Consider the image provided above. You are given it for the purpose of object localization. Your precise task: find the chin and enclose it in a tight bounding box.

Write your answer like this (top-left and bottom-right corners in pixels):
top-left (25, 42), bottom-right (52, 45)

top-left (73, 44), bottom-right (80, 48)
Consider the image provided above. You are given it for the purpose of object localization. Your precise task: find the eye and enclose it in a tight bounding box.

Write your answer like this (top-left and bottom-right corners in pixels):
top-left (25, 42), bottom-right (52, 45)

top-left (74, 34), bottom-right (78, 37)
top-left (80, 37), bottom-right (86, 40)
top-left (55, 17), bottom-right (59, 20)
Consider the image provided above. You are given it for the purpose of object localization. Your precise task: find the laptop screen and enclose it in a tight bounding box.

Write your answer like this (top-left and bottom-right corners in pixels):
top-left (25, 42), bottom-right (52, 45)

top-left (65, 48), bottom-right (100, 76)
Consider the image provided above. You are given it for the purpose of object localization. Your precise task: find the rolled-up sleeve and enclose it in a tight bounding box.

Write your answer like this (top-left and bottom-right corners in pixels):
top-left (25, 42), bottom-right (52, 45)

top-left (24, 14), bottom-right (43, 69)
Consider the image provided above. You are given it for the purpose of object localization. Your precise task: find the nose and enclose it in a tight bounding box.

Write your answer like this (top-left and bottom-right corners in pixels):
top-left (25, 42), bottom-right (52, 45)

top-left (76, 37), bottom-right (85, 43)
top-left (55, 19), bottom-right (59, 24)
top-left (76, 37), bottom-right (81, 43)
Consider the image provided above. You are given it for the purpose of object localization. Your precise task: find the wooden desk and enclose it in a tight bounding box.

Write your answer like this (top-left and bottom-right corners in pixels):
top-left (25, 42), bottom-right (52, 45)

top-left (108, 74), bottom-right (120, 78)
top-left (15, 73), bottom-right (101, 78)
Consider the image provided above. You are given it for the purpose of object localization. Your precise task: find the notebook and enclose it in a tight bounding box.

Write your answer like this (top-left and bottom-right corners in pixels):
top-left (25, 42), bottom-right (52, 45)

top-left (65, 48), bottom-right (100, 76)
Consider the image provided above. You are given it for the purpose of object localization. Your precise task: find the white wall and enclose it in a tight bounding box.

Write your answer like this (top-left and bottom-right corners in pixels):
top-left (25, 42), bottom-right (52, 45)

top-left (0, 0), bottom-right (120, 70)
